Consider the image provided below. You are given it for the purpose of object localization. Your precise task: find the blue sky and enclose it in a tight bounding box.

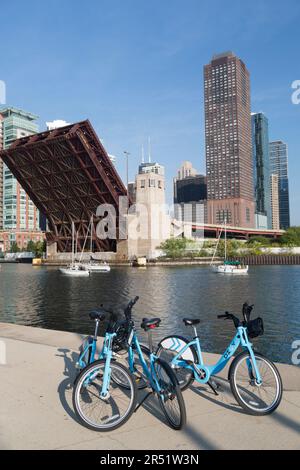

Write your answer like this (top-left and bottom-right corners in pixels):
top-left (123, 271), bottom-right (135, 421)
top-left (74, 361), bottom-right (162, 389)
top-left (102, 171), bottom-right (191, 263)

top-left (1, 0), bottom-right (300, 223)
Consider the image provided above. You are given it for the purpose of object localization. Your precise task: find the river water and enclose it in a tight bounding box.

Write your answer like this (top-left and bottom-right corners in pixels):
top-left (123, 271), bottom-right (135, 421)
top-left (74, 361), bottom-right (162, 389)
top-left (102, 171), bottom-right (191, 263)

top-left (0, 263), bottom-right (299, 364)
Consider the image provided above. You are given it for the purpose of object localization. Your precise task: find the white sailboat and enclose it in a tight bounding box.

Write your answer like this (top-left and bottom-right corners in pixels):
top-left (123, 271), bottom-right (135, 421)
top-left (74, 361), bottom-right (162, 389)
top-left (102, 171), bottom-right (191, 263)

top-left (211, 219), bottom-right (249, 275)
top-left (60, 223), bottom-right (90, 277)
top-left (80, 216), bottom-right (111, 273)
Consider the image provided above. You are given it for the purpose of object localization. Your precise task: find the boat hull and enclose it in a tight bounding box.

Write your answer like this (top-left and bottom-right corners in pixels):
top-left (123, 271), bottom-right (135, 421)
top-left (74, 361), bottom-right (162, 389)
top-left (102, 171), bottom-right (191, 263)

top-left (82, 263), bottom-right (111, 272)
top-left (59, 267), bottom-right (90, 277)
top-left (212, 264), bottom-right (249, 275)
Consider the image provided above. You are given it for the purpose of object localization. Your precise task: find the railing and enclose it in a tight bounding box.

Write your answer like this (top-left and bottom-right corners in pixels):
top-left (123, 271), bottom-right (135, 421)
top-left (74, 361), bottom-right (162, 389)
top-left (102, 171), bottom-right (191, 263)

top-left (230, 255), bottom-right (300, 265)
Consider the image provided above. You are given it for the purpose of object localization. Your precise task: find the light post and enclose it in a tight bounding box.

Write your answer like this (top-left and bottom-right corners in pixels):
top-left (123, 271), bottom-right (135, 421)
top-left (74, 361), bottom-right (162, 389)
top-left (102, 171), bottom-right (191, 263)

top-left (124, 151), bottom-right (130, 198)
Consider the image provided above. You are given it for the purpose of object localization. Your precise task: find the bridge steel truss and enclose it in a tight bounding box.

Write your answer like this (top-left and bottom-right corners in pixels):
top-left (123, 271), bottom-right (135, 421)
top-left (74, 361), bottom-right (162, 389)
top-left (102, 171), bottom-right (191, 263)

top-left (0, 120), bottom-right (128, 252)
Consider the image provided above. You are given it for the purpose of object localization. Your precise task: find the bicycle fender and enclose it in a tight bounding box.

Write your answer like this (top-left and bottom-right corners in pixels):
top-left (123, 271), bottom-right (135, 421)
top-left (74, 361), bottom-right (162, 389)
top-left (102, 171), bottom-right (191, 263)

top-left (158, 335), bottom-right (197, 362)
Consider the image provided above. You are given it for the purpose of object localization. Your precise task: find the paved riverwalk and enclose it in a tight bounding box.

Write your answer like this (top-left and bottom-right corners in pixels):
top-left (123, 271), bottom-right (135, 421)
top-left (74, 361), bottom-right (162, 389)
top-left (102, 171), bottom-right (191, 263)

top-left (0, 323), bottom-right (299, 450)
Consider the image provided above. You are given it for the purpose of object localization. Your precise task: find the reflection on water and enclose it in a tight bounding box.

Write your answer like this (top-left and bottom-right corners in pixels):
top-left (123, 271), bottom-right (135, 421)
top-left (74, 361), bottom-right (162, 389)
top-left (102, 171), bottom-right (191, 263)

top-left (0, 263), bottom-right (299, 364)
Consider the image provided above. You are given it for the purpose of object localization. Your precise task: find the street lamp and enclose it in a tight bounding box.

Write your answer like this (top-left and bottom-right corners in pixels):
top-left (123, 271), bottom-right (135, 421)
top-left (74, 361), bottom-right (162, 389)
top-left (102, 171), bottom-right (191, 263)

top-left (124, 151), bottom-right (130, 197)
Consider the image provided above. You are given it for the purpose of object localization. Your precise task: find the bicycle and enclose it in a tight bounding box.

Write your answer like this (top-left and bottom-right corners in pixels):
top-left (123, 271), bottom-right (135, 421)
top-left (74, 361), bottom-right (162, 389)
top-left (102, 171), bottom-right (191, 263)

top-left (122, 298), bottom-right (186, 430)
top-left (73, 297), bottom-right (186, 430)
top-left (156, 303), bottom-right (283, 416)
top-left (72, 308), bottom-right (138, 431)
top-left (75, 297), bottom-right (149, 390)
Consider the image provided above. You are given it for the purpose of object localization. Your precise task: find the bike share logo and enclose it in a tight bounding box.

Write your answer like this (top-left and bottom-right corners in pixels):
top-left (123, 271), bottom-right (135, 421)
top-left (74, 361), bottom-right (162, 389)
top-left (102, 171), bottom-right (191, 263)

top-left (0, 80), bottom-right (6, 104)
top-left (291, 80), bottom-right (300, 105)
top-left (291, 340), bottom-right (300, 366)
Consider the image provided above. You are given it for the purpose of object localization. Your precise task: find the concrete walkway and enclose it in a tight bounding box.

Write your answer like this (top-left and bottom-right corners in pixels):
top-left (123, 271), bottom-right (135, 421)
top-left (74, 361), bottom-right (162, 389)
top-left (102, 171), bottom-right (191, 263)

top-left (0, 322), bottom-right (299, 450)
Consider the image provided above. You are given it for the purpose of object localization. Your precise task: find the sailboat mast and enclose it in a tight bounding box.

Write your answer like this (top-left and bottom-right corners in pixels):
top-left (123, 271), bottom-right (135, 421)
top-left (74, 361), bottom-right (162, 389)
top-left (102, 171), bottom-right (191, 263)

top-left (90, 215), bottom-right (93, 254)
top-left (71, 221), bottom-right (74, 265)
top-left (224, 217), bottom-right (227, 261)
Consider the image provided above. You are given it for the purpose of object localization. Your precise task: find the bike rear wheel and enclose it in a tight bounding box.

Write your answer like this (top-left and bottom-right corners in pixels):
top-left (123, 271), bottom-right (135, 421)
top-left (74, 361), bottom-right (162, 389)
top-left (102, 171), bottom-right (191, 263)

top-left (154, 358), bottom-right (186, 430)
top-left (156, 336), bottom-right (197, 391)
top-left (230, 351), bottom-right (282, 415)
top-left (73, 360), bottom-right (137, 431)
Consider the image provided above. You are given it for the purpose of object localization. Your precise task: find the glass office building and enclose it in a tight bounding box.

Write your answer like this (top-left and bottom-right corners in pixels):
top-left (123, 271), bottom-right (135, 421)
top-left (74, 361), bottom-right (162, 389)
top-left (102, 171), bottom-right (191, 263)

top-left (0, 107), bottom-right (39, 230)
top-left (252, 113), bottom-right (271, 229)
top-left (269, 141), bottom-right (290, 229)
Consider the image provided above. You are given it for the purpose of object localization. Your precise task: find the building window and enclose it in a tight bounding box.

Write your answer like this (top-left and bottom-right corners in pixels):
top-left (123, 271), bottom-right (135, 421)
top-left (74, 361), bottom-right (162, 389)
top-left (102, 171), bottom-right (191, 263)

top-left (216, 210), bottom-right (232, 224)
top-left (149, 179), bottom-right (155, 188)
top-left (140, 180), bottom-right (145, 189)
top-left (246, 208), bottom-right (250, 222)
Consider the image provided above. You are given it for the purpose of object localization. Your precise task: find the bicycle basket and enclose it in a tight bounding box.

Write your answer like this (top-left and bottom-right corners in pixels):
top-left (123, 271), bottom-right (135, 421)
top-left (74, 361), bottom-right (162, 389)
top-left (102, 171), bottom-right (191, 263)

top-left (246, 317), bottom-right (264, 339)
top-left (112, 320), bottom-right (130, 353)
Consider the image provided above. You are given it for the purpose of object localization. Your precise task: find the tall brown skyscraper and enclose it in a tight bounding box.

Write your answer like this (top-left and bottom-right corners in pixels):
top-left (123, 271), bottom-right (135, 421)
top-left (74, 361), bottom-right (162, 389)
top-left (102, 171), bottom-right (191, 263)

top-left (204, 51), bottom-right (254, 227)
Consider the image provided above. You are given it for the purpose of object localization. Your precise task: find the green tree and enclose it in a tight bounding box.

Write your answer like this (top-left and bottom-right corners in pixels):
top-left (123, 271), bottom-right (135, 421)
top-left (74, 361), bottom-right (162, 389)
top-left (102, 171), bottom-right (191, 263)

top-left (26, 240), bottom-right (36, 253)
top-left (217, 239), bottom-right (240, 258)
top-left (35, 240), bottom-right (46, 258)
top-left (10, 241), bottom-right (20, 253)
top-left (158, 238), bottom-right (189, 259)
top-left (247, 236), bottom-right (272, 246)
top-left (280, 227), bottom-right (300, 247)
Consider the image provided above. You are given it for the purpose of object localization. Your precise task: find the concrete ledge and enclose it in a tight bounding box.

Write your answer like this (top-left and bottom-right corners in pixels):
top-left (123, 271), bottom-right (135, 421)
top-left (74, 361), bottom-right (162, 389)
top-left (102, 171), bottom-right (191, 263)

top-left (1, 322), bottom-right (300, 450)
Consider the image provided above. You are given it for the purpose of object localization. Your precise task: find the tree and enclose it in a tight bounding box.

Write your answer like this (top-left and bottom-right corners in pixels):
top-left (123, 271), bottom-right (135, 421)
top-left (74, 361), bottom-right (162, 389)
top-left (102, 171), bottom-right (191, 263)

top-left (247, 236), bottom-right (272, 246)
top-left (216, 239), bottom-right (240, 258)
top-left (35, 240), bottom-right (46, 258)
top-left (158, 238), bottom-right (189, 259)
top-left (25, 240), bottom-right (46, 257)
top-left (26, 240), bottom-right (36, 253)
top-left (10, 241), bottom-right (20, 253)
top-left (280, 227), bottom-right (300, 247)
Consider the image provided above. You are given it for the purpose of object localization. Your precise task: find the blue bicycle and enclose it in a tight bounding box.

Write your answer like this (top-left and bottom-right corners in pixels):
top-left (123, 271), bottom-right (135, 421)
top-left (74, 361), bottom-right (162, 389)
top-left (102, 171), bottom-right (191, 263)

top-left (73, 297), bottom-right (186, 431)
top-left (157, 303), bottom-right (283, 415)
top-left (72, 309), bottom-right (138, 432)
top-left (75, 297), bottom-right (151, 390)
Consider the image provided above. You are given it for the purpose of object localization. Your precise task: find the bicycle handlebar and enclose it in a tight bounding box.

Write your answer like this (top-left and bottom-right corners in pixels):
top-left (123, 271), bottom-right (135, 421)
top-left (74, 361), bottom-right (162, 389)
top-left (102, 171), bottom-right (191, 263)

top-left (124, 296), bottom-right (139, 319)
top-left (217, 312), bottom-right (240, 328)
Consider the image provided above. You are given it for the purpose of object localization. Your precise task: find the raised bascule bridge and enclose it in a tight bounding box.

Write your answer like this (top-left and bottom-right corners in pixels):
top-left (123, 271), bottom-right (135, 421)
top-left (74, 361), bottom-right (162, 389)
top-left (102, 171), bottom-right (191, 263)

top-left (0, 120), bottom-right (128, 256)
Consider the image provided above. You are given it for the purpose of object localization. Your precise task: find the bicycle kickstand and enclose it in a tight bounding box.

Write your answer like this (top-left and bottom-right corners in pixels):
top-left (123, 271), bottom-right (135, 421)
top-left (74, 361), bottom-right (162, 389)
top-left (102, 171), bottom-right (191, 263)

top-left (207, 380), bottom-right (219, 396)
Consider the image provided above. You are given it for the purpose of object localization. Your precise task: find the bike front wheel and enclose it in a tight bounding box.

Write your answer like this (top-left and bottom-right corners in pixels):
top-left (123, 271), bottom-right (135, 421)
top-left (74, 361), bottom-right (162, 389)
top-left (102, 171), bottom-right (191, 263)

top-left (72, 360), bottom-right (137, 431)
top-left (230, 351), bottom-right (282, 415)
top-left (154, 358), bottom-right (186, 430)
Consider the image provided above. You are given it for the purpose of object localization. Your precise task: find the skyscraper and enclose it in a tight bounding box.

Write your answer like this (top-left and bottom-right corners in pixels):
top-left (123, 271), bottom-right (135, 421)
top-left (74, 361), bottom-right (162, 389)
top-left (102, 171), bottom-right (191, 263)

top-left (0, 107), bottom-right (39, 231)
top-left (177, 161), bottom-right (198, 180)
top-left (0, 113), bottom-right (3, 229)
top-left (270, 174), bottom-right (280, 230)
top-left (251, 112), bottom-right (271, 229)
top-left (204, 51), bottom-right (255, 227)
top-left (269, 141), bottom-right (290, 229)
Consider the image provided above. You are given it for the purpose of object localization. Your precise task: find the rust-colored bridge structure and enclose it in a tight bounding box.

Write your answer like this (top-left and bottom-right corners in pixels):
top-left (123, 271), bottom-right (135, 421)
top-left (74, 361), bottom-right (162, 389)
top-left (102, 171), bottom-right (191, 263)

top-left (0, 120), bottom-right (128, 252)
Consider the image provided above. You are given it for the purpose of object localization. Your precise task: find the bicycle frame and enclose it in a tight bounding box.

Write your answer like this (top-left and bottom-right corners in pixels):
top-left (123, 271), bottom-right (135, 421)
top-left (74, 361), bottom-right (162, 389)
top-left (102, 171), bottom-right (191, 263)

top-left (172, 326), bottom-right (262, 385)
top-left (127, 332), bottom-right (165, 396)
top-left (82, 331), bottom-right (117, 398)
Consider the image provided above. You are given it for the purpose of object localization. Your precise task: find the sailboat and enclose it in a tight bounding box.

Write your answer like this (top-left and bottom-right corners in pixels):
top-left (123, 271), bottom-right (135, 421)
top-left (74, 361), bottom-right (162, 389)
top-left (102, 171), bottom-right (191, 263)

top-left (59, 222), bottom-right (90, 277)
top-left (211, 219), bottom-right (249, 275)
top-left (80, 216), bottom-right (111, 273)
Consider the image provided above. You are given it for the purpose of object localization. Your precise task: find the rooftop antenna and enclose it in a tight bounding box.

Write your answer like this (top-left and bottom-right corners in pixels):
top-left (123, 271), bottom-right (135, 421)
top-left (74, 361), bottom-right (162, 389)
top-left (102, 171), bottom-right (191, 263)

top-left (148, 136), bottom-right (151, 163)
top-left (141, 144), bottom-right (145, 163)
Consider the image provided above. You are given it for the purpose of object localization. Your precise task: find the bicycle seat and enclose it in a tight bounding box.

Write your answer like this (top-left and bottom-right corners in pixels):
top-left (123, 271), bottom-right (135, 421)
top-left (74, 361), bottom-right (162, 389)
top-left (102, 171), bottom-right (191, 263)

top-left (141, 318), bottom-right (161, 331)
top-left (183, 318), bottom-right (200, 326)
top-left (89, 309), bottom-right (107, 321)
